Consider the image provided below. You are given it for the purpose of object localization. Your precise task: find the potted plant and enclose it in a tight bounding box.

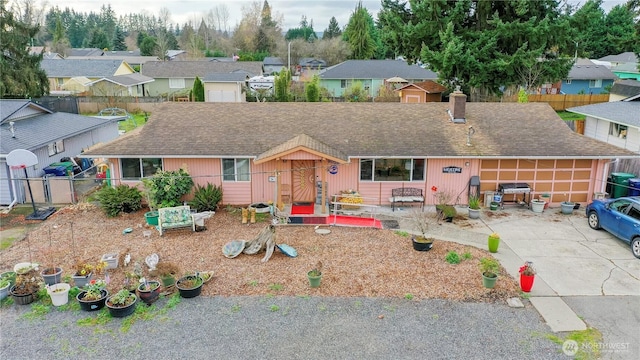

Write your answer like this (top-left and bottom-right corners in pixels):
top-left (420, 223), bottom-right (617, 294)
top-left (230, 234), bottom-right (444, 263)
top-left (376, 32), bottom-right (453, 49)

top-left (71, 260), bottom-right (105, 288)
top-left (307, 261), bottom-right (323, 288)
top-left (441, 205), bottom-right (457, 222)
top-left (408, 209), bottom-right (435, 251)
top-left (0, 277), bottom-right (11, 301)
top-left (468, 194), bottom-right (481, 219)
top-left (531, 199), bottom-right (545, 213)
top-left (176, 274), bottom-right (204, 298)
top-left (479, 257), bottom-right (500, 289)
top-left (151, 261), bottom-right (180, 288)
top-left (106, 289), bottom-right (138, 318)
top-left (519, 261), bottom-right (536, 292)
top-left (137, 278), bottom-right (161, 305)
top-left (40, 251), bottom-right (63, 286)
top-left (432, 186), bottom-right (454, 217)
top-left (77, 279), bottom-right (109, 311)
top-left (0, 271), bottom-right (16, 288)
top-left (487, 233), bottom-right (500, 253)
top-left (560, 194), bottom-right (575, 215)
top-left (9, 267), bottom-right (43, 305)
top-left (46, 282), bottom-right (71, 307)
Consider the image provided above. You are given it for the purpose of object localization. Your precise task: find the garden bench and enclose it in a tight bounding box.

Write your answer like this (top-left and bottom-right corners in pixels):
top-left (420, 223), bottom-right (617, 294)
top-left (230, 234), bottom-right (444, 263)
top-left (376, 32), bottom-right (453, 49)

top-left (157, 205), bottom-right (196, 236)
top-left (390, 188), bottom-right (425, 211)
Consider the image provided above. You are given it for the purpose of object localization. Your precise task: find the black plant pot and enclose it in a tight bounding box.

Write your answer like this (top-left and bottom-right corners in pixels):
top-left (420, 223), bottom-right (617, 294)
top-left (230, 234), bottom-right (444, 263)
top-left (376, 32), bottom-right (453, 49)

top-left (412, 237), bottom-right (433, 251)
top-left (9, 286), bottom-right (36, 305)
top-left (137, 281), bottom-right (161, 305)
top-left (76, 289), bottom-right (109, 311)
top-left (176, 275), bottom-right (203, 298)
top-left (106, 294), bottom-right (138, 318)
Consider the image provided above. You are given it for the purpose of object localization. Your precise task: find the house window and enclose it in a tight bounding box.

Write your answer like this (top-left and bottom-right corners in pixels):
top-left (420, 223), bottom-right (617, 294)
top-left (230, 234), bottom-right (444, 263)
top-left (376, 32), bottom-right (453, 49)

top-left (589, 79), bottom-right (602, 88)
top-left (121, 158), bottom-right (162, 179)
top-left (360, 158), bottom-right (425, 181)
top-left (222, 158), bottom-right (250, 181)
top-left (609, 123), bottom-right (628, 139)
top-left (565, 79), bottom-right (572, 84)
top-left (47, 140), bottom-right (64, 156)
top-left (169, 78), bottom-right (186, 89)
top-left (340, 80), bottom-right (352, 89)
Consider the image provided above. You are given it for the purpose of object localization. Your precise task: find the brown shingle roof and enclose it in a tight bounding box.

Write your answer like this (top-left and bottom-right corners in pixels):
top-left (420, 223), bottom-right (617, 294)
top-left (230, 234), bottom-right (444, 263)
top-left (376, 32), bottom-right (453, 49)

top-left (396, 81), bottom-right (447, 93)
top-left (83, 102), bottom-right (637, 159)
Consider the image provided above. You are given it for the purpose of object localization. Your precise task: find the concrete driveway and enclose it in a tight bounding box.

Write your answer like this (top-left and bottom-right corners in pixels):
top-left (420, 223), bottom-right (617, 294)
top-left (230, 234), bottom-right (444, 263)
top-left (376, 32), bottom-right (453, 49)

top-left (393, 204), bottom-right (639, 359)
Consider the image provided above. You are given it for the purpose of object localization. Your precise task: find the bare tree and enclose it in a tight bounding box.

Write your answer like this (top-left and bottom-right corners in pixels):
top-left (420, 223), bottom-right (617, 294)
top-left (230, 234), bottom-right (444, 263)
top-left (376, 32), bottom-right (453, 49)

top-left (154, 30), bottom-right (170, 61)
top-left (158, 7), bottom-right (172, 30)
top-left (213, 3), bottom-right (230, 35)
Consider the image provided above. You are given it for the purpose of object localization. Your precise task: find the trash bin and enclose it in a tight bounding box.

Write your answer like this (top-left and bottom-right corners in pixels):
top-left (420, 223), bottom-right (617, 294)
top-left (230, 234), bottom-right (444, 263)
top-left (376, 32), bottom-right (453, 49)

top-left (629, 178), bottom-right (640, 197)
top-left (610, 172), bottom-right (636, 198)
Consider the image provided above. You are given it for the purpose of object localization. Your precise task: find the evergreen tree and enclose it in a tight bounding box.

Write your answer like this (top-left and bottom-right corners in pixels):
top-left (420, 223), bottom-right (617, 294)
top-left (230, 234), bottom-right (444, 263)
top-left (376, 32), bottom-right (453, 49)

top-left (192, 76), bottom-right (204, 102)
top-left (305, 75), bottom-right (320, 102)
top-left (113, 27), bottom-right (127, 51)
top-left (51, 16), bottom-right (71, 56)
top-left (274, 69), bottom-right (292, 102)
top-left (0, 1), bottom-right (49, 98)
top-left (89, 28), bottom-right (110, 50)
top-left (140, 36), bottom-right (157, 56)
top-left (255, 0), bottom-right (279, 53)
top-left (323, 17), bottom-right (342, 39)
top-left (343, 2), bottom-right (376, 59)
top-left (604, 4), bottom-right (637, 55)
top-left (379, 0), bottom-right (573, 96)
top-left (570, 0), bottom-right (607, 58)
top-left (285, 15), bottom-right (317, 41)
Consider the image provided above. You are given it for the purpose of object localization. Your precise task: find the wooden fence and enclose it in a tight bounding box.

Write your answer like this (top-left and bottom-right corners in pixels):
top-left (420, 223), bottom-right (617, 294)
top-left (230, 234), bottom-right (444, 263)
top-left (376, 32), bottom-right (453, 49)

top-left (503, 94), bottom-right (610, 110)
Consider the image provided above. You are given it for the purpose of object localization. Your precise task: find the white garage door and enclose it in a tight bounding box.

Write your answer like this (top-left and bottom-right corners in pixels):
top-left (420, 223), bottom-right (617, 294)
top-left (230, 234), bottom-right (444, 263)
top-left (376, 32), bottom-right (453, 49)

top-left (208, 90), bottom-right (236, 102)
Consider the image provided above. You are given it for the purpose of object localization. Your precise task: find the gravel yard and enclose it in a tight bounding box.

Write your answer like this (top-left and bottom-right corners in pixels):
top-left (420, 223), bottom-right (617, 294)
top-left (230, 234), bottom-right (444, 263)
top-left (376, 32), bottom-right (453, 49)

top-left (0, 204), bottom-right (520, 301)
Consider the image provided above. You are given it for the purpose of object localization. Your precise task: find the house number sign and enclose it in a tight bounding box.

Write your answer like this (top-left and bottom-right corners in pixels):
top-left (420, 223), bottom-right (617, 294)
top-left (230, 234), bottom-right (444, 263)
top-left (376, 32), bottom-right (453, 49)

top-left (442, 166), bottom-right (462, 174)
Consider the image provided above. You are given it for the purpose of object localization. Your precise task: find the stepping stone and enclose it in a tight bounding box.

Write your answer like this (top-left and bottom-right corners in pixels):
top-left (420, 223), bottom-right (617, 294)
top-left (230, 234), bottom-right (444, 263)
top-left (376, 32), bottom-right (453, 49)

top-left (507, 297), bottom-right (524, 308)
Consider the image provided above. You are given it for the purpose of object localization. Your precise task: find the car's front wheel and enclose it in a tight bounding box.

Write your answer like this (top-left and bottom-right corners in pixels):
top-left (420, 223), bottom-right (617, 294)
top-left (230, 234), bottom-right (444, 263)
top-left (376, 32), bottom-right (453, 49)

top-left (588, 211), bottom-right (601, 229)
top-left (631, 237), bottom-right (640, 259)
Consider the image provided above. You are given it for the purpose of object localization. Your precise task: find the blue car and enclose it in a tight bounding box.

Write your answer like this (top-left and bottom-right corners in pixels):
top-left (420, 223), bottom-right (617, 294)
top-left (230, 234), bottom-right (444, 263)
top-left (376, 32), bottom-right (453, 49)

top-left (586, 196), bottom-right (640, 259)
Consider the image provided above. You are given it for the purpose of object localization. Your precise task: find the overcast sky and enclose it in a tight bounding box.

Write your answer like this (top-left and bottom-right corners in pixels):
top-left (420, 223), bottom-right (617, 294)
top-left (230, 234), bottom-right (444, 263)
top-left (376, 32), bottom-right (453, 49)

top-left (43, 0), bottom-right (627, 32)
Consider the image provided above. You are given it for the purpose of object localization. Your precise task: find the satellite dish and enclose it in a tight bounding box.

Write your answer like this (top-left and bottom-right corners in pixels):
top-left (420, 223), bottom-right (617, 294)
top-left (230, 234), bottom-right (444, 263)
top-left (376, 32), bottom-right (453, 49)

top-left (6, 149), bottom-right (38, 169)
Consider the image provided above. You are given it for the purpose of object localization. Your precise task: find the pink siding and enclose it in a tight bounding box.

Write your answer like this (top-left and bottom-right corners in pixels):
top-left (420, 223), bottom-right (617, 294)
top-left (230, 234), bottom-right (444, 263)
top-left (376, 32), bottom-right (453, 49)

top-left (282, 150), bottom-right (322, 160)
top-left (426, 159), bottom-right (478, 205)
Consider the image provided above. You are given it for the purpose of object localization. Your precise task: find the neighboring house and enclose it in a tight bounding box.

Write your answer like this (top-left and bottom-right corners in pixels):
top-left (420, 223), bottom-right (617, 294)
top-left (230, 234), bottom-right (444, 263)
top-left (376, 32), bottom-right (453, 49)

top-left (68, 48), bottom-right (105, 57)
top-left (66, 55), bottom-right (159, 69)
top-left (166, 50), bottom-right (188, 61)
top-left (598, 52), bottom-right (638, 67)
top-left (202, 73), bottom-right (249, 102)
top-left (40, 59), bottom-right (136, 94)
top-left (86, 73), bottom-right (155, 97)
top-left (609, 80), bottom-right (640, 102)
top-left (610, 62), bottom-right (640, 81)
top-left (318, 60), bottom-right (438, 97)
top-left (140, 61), bottom-right (263, 97)
top-left (82, 96), bottom-right (636, 213)
top-left (567, 102), bottom-right (640, 154)
top-left (395, 80), bottom-right (447, 103)
top-left (297, 58), bottom-right (327, 78)
top-left (561, 58), bottom-right (618, 94)
top-left (0, 100), bottom-right (122, 206)
top-left (263, 57), bottom-right (285, 75)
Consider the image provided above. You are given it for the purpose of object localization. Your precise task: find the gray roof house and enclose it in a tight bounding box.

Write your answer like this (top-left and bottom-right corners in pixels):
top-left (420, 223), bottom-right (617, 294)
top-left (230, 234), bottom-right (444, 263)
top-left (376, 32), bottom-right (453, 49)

top-left (0, 100), bottom-right (122, 206)
top-left (568, 102), bottom-right (640, 154)
top-left (318, 60), bottom-right (438, 97)
top-left (263, 57), bottom-right (285, 75)
top-left (82, 100), bottom-right (636, 208)
top-left (86, 73), bottom-right (155, 97)
top-left (609, 80), bottom-right (640, 102)
top-left (40, 59), bottom-right (136, 94)
top-left (202, 73), bottom-right (250, 102)
top-left (562, 59), bottom-right (618, 94)
top-left (140, 61), bottom-right (263, 97)
top-left (598, 52), bottom-right (638, 66)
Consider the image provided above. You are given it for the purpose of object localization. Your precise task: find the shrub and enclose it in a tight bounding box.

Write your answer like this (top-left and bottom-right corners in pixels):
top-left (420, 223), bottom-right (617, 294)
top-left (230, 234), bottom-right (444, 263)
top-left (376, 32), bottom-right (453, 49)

top-left (96, 185), bottom-right (143, 217)
top-left (445, 251), bottom-right (461, 264)
top-left (189, 183), bottom-right (223, 212)
top-left (142, 168), bottom-right (194, 209)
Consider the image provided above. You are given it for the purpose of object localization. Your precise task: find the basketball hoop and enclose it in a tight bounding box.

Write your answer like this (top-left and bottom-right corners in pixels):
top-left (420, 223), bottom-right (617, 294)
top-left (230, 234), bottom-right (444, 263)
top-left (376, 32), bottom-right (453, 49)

top-left (6, 149), bottom-right (55, 220)
top-left (10, 165), bottom-right (26, 170)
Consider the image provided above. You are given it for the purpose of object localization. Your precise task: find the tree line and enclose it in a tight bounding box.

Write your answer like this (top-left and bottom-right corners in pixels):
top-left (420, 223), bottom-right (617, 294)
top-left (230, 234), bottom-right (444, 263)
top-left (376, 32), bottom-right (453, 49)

top-left (2, 0), bottom-right (639, 99)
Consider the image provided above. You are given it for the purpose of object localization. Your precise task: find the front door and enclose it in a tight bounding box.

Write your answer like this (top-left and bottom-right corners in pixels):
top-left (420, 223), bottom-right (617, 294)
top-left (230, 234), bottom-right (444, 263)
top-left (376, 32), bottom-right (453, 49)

top-left (291, 160), bottom-right (315, 203)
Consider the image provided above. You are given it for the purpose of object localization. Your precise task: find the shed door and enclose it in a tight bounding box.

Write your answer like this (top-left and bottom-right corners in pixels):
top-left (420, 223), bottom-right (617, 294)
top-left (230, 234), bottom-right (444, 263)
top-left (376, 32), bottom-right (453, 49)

top-left (291, 160), bottom-right (315, 203)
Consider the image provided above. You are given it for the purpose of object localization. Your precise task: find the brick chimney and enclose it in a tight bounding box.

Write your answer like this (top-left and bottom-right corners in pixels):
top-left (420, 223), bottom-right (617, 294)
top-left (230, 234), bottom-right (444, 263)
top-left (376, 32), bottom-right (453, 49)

top-left (448, 89), bottom-right (467, 123)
